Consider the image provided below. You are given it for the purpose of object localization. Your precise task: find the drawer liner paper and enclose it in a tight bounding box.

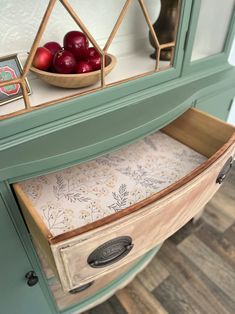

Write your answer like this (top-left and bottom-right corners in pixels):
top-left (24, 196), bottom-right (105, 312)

top-left (18, 131), bottom-right (206, 236)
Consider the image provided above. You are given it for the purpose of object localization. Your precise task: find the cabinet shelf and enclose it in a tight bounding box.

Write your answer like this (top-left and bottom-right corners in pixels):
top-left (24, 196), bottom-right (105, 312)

top-left (0, 51), bottom-right (169, 117)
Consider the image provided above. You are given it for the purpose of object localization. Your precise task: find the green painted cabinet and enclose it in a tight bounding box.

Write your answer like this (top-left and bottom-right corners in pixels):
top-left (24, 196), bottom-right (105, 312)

top-left (195, 89), bottom-right (234, 121)
top-left (0, 195), bottom-right (52, 314)
top-left (0, 1), bottom-right (235, 314)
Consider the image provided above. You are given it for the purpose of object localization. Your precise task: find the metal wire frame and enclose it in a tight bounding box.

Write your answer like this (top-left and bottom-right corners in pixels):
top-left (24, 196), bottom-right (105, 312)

top-left (0, 0), bottom-right (180, 120)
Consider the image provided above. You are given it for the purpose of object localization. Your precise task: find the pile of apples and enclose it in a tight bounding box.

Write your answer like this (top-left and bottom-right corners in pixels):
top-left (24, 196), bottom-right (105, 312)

top-left (33, 31), bottom-right (101, 74)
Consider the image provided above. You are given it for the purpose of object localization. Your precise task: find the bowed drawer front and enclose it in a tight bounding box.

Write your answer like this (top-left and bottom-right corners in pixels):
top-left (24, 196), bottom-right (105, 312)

top-left (39, 246), bottom-right (159, 311)
top-left (13, 108), bottom-right (235, 292)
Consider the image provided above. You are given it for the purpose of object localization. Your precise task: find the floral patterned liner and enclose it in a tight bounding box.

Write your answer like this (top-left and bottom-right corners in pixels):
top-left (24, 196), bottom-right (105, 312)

top-left (18, 131), bottom-right (207, 237)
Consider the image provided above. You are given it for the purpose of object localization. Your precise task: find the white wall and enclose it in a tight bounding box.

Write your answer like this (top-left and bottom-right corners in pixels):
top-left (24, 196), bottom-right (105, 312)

top-left (0, 0), bottom-right (160, 57)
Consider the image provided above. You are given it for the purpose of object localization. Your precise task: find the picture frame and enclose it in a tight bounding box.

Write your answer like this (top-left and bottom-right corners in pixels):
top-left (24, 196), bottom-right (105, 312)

top-left (0, 54), bottom-right (31, 106)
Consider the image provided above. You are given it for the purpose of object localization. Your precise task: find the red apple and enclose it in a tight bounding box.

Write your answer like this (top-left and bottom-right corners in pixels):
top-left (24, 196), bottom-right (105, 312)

top-left (53, 50), bottom-right (76, 74)
top-left (33, 47), bottom-right (53, 71)
top-left (75, 61), bottom-right (93, 74)
top-left (64, 31), bottom-right (89, 61)
top-left (87, 47), bottom-right (99, 58)
top-left (44, 41), bottom-right (62, 57)
top-left (48, 64), bottom-right (57, 73)
top-left (89, 55), bottom-right (101, 71)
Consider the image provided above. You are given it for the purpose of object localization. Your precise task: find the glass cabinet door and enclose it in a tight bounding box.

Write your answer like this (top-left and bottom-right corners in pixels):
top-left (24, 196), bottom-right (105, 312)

top-left (0, 0), bottom-right (191, 120)
top-left (182, 0), bottom-right (235, 74)
top-left (191, 0), bottom-right (234, 61)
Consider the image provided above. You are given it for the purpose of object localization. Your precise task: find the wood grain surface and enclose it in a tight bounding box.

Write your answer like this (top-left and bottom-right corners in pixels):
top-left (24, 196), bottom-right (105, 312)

top-left (84, 166), bottom-right (235, 314)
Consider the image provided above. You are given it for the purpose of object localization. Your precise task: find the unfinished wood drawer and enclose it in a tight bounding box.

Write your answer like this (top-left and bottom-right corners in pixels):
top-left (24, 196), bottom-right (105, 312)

top-left (48, 255), bottom-right (147, 311)
top-left (13, 108), bottom-right (235, 292)
top-left (36, 243), bottom-right (160, 312)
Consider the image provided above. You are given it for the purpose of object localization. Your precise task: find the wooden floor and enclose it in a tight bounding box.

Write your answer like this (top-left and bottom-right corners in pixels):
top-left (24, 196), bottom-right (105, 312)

top-left (83, 167), bottom-right (235, 314)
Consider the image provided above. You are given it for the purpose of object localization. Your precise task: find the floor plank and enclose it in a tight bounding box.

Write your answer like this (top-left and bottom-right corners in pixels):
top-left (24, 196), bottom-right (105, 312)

top-left (82, 295), bottom-right (127, 314)
top-left (178, 234), bottom-right (235, 301)
top-left (216, 167), bottom-right (235, 202)
top-left (153, 276), bottom-right (204, 314)
top-left (195, 222), bottom-right (235, 268)
top-left (116, 278), bottom-right (168, 314)
top-left (201, 168), bottom-right (235, 233)
top-left (157, 241), bottom-right (230, 314)
top-left (169, 218), bottom-right (203, 245)
top-left (209, 193), bottom-right (235, 220)
top-left (202, 202), bottom-right (234, 233)
top-left (137, 256), bottom-right (169, 292)
top-left (224, 223), bottom-right (235, 246)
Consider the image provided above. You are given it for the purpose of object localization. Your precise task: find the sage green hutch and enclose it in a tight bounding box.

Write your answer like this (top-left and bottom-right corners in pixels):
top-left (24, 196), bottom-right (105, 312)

top-left (0, 0), bottom-right (235, 313)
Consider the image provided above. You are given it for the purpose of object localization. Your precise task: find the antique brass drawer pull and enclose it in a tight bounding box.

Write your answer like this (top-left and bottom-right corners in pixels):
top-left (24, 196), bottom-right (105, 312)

top-left (69, 281), bottom-right (94, 294)
top-left (88, 236), bottom-right (134, 268)
top-left (216, 157), bottom-right (233, 184)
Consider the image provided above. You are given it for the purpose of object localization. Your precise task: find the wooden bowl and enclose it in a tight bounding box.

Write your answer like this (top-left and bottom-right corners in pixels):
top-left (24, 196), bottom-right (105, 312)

top-left (30, 54), bottom-right (116, 89)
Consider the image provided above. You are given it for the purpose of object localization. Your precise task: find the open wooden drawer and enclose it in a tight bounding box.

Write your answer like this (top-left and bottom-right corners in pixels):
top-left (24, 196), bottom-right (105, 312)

top-left (36, 242), bottom-right (160, 311)
top-left (13, 108), bottom-right (235, 292)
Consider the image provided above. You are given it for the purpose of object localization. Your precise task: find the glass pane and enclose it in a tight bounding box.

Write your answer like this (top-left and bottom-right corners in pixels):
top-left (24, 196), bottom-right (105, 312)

top-left (0, 0), bottom-right (182, 118)
top-left (191, 0), bottom-right (234, 61)
top-left (105, 0), bottom-right (161, 85)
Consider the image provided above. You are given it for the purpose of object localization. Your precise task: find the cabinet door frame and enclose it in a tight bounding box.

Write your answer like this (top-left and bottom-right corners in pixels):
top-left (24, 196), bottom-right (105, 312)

top-left (0, 181), bottom-right (57, 314)
top-left (0, 0), bottom-right (192, 142)
top-left (182, 0), bottom-right (235, 76)
top-left (194, 87), bottom-right (235, 121)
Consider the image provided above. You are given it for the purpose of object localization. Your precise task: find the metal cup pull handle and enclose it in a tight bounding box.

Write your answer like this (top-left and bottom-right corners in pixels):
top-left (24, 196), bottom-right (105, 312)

top-left (88, 236), bottom-right (134, 268)
top-left (69, 281), bottom-right (94, 294)
top-left (216, 157), bottom-right (233, 184)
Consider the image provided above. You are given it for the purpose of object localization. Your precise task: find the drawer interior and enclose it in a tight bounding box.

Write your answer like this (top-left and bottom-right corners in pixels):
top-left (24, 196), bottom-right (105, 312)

top-left (13, 108), bottom-right (235, 243)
